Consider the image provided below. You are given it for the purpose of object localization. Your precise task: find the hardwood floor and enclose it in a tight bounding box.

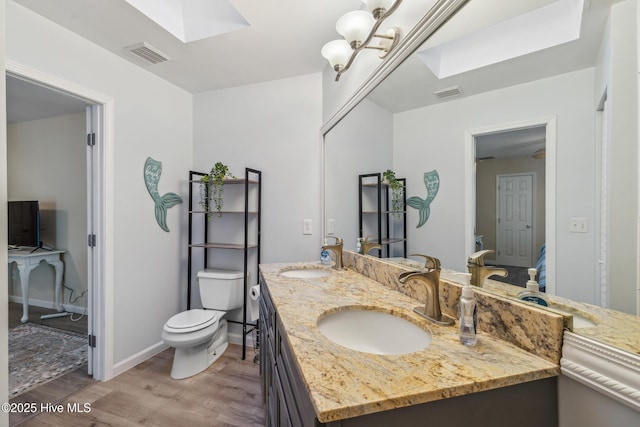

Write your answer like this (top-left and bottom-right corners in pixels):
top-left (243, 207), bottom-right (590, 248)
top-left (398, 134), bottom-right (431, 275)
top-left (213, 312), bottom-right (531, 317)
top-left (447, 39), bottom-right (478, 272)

top-left (8, 302), bottom-right (87, 334)
top-left (12, 345), bottom-right (265, 426)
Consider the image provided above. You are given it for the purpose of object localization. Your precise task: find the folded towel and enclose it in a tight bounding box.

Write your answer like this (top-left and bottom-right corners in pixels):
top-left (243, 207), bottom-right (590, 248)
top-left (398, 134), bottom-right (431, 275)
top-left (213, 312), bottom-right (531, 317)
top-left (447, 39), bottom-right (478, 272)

top-left (535, 244), bottom-right (546, 291)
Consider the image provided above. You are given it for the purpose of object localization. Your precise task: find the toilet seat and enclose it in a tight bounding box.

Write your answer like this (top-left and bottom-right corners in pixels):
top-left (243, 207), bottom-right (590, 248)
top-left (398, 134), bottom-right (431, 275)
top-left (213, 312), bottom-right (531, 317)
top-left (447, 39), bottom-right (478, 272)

top-left (164, 309), bottom-right (224, 334)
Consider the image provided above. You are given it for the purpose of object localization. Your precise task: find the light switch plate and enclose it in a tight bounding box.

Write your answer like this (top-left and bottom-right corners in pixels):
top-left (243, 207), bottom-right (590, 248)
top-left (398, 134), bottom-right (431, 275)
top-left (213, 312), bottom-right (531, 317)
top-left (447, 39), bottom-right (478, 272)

top-left (303, 219), bottom-right (312, 235)
top-left (327, 219), bottom-right (335, 234)
top-left (569, 217), bottom-right (588, 233)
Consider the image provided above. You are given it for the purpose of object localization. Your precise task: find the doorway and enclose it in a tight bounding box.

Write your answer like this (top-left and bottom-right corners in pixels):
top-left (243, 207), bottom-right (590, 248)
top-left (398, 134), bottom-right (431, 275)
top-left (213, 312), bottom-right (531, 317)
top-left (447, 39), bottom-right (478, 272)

top-left (5, 62), bottom-right (111, 383)
top-left (465, 117), bottom-right (556, 292)
top-left (6, 74), bottom-right (93, 394)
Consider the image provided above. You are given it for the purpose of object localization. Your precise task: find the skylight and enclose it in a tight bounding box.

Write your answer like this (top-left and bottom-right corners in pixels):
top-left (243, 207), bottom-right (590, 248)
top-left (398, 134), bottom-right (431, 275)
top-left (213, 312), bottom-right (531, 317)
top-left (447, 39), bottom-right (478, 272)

top-left (417, 0), bottom-right (584, 78)
top-left (125, 0), bottom-right (250, 43)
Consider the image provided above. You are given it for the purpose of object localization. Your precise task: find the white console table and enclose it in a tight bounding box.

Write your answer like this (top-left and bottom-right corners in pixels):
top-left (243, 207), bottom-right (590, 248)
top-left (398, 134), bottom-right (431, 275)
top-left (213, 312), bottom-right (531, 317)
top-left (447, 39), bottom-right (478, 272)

top-left (8, 248), bottom-right (66, 323)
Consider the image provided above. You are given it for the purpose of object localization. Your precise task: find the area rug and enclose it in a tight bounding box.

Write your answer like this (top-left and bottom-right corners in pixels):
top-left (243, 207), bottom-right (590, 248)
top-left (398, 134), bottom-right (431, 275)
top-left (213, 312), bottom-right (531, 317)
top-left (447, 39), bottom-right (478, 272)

top-left (9, 323), bottom-right (87, 398)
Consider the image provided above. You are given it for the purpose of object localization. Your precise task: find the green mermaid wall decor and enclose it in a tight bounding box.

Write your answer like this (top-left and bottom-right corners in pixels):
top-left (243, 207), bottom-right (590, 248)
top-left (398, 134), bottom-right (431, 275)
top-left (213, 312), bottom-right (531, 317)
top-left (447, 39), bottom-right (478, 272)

top-left (144, 157), bottom-right (183, 232)
top-left (406, 170), bottom-right (440, 228)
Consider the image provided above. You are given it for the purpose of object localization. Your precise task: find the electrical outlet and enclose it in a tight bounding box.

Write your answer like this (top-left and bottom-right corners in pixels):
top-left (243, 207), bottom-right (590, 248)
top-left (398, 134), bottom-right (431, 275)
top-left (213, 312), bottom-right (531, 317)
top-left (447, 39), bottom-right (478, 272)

top-left (327, 219), bottom-right (335, 234)
top-left (569, 217), bottom-right (588, 233)
top-left (303, 219), bottom-right (312, 235)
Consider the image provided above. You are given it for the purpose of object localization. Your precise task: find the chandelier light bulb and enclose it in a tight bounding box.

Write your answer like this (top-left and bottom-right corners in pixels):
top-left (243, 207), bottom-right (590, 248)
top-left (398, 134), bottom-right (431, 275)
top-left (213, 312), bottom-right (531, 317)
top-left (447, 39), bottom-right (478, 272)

top-left (321, 40), bottom-right (352, 71)
top-left (362, 0), bottom-right (395, 19)
top-left (336, 10), bottom-right (375, 49)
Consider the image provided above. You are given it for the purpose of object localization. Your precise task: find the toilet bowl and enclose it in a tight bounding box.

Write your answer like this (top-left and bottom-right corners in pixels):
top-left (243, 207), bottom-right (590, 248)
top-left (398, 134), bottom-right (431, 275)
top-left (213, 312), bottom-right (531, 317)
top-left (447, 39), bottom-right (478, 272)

top-left (162, 268), bottom-right (245, 379)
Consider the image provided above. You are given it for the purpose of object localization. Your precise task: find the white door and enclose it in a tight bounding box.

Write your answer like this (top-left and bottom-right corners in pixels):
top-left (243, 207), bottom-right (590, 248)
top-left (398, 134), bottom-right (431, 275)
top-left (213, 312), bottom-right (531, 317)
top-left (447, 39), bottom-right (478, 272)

top-left (496, 173), bottom-right (534, 267)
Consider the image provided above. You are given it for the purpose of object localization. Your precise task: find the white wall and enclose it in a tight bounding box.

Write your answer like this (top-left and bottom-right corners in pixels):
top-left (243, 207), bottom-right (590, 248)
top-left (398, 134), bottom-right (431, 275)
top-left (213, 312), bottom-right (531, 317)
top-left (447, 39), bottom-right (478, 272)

top-left (7, 2), bottom-right (193, 370)
top-left (325, 98), bottom-right (394, 252)
top-left (7, 113), bottom-right (87, 310)
top-left (193, 73), bottom-right (323, 265)
top-left (558, 375), bottom-right (640, 427)
top-left (394, 68), bottom-right (596, 303)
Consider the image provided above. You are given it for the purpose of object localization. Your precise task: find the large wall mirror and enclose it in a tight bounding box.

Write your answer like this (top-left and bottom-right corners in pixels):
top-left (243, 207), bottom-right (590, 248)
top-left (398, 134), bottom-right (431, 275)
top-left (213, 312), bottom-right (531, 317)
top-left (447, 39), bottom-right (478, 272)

top-left (323, 0), bottom-right (638, 338)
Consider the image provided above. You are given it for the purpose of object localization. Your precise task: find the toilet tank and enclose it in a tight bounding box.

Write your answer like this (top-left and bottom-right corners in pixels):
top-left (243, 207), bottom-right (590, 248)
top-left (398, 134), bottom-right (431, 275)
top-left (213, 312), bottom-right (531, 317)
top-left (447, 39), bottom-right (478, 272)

top-left (197, 268), bottom-right (246, 310)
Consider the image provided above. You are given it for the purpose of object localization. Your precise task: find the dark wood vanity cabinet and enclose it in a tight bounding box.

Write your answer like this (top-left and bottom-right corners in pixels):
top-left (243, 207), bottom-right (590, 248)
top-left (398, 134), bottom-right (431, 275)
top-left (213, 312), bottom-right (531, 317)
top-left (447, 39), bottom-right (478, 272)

top-left (259, 275), bottom-right (558, 427)
top-left (259, 277), bottom-right (318, 427)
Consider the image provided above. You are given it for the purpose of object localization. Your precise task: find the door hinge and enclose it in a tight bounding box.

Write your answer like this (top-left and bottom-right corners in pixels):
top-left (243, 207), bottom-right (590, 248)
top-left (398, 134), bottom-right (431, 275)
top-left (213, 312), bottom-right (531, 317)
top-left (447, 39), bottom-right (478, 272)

top-left (88, 334), bottom-right (96, 348)
top-left (87, 132), bottom-right (96, 146)
top-left (88, 234), bottom-right (96, 247)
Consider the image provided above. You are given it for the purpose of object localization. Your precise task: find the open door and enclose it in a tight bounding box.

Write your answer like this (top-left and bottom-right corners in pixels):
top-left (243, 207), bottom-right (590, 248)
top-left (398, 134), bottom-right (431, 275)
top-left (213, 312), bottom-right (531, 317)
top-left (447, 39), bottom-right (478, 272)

top-left (85, 104), bottom-right (101, 375)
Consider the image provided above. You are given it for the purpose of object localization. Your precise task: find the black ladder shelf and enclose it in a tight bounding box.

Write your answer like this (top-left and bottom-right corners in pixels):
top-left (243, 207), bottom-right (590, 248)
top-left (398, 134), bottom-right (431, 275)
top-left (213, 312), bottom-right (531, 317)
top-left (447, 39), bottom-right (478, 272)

top-left (358, 172), bottom-right (407, 258)
top-left (187, 167), bottom-right (262, 360)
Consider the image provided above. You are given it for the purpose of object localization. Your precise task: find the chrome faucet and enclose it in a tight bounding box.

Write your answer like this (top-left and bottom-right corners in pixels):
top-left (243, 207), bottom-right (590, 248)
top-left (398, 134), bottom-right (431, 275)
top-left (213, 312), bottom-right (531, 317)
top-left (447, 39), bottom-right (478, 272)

top-left (398, 255), bottom-right (454, 326)
top-left (361, 236), bottom-right (382, 255)
top-left (467, 249), bottom-right (508, 287)
top-left (322, 236), bottom-right (343, 269)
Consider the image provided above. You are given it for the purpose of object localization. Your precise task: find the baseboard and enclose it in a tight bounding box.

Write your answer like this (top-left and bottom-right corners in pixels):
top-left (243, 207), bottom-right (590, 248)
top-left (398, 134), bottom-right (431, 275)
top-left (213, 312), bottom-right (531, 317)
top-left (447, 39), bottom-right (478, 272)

top-left (9, 295), bottom-right (87, 315)
top-left (229, 330), bottom-right (256, 348)
top-left (112, 341), bottom-right (169, 378)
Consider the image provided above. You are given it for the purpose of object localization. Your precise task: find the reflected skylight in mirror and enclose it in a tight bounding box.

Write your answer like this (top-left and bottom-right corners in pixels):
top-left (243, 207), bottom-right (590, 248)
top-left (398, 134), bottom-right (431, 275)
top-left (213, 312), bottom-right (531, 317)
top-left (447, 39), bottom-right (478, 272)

top-left (417, 0), bottom-right (584, 78)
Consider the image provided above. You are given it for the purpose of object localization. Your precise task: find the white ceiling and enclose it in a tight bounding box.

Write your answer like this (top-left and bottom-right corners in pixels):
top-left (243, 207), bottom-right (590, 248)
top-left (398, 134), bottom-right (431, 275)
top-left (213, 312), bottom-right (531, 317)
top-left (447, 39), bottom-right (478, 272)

top-left (368, 0), bottom-right (617, 113)
top-left (8, 0), bottom-right (363, 124)
top-left (6, 0), bottom-right (621, 143)
top-left (6, 76), bottom-right (91, 124)
top-left (14, 0), bottom-right (362, 93)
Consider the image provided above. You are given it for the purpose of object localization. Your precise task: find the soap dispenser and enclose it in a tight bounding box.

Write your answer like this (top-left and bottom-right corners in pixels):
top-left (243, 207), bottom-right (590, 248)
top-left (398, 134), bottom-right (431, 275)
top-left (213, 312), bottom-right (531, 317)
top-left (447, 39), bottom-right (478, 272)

top-left (320, 239), bottom-right (332, 265)
top-left (457, 273), bottom-right (477, 346)
top-left (518, 268), bottom-right (549, 307)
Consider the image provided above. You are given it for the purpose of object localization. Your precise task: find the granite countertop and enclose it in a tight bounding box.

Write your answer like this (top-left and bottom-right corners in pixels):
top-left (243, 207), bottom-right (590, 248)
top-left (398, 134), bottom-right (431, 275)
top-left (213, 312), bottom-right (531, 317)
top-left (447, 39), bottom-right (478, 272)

top-left (482, 278), bottom-right (640, 356)
top-left (260, 262), bottom-right (560, 423)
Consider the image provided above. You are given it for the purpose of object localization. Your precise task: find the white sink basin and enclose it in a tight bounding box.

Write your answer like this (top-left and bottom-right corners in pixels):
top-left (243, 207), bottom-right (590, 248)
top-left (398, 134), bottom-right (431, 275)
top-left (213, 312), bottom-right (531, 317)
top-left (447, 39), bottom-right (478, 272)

top-left (317, 308), bottom-right (431, 355)
top-left (279, 267), bottom-right (332, 279)
top-left (550, 306), bottom-right (597, 328)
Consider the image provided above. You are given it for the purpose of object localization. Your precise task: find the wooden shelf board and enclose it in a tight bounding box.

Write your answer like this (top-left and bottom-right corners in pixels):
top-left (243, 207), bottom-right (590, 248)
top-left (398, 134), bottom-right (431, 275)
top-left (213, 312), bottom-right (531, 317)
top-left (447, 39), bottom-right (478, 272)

top-left (190, 243), bottom-right (259, 249)
top-left (189, 179), bottom-right (260, 184)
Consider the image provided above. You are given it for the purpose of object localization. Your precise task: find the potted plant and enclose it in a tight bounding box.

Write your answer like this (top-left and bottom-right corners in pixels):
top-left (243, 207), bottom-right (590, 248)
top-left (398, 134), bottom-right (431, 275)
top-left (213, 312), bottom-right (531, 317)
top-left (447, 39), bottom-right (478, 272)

top-left (200, 162), bottom-right (236, 219)
top-left (382, 169), bottom-right (404, 218)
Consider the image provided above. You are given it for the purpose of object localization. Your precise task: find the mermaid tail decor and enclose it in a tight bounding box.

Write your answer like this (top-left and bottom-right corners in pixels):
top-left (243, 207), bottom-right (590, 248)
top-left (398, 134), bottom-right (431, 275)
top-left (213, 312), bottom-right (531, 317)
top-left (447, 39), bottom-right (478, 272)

top-left (406, 170), bottom-right (440, 228)
top-left (144, 157), bottom-right (183, 232)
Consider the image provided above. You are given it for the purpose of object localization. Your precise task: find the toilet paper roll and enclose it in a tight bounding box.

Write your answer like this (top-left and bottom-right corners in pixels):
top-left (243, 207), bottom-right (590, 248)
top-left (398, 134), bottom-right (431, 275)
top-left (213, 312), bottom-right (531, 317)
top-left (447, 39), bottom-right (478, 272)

top-left (249, 285), bottom-right (260, 321)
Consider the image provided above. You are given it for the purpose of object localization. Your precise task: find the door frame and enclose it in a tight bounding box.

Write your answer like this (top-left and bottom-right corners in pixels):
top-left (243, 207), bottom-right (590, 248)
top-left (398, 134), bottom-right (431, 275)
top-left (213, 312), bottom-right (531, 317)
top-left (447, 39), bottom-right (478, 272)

top-left (465, 116), bottom-right (556, 295)
top-left (7, 60), bottom-right (115, 380)
top-left (495, 172), bottom-right (536, 267)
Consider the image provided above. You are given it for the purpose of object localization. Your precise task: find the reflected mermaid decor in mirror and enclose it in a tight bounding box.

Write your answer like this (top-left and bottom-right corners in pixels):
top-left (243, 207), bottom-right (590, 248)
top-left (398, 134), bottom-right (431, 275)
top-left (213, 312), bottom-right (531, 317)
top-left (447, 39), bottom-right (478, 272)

top-left (407, 170), bottom-right (439, 228)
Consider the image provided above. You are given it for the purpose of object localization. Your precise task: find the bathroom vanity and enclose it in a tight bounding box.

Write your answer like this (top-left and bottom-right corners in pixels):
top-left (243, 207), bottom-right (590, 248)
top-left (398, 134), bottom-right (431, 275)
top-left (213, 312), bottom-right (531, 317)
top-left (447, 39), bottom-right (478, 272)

top-left (258, 254), bottom-right (566, 426)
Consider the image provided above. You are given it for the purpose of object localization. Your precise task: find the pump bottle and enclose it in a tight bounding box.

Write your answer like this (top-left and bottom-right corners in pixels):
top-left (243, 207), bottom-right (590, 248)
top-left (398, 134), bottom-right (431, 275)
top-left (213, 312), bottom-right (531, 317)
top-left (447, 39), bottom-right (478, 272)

top-left (518, 268), bottom-right (549, 307)
top-left (457, 273), bottom-right (477, 346)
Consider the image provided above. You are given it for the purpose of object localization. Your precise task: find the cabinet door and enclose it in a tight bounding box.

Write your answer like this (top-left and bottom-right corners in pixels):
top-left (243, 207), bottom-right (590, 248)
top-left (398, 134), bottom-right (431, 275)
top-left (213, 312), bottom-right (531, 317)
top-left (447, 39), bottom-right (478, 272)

top-left (275, 373), bottom-right (295, 427)
top-left (259, 303), bottom-right (268, 403)
top-left (266, 342), bottom-right (277, 427)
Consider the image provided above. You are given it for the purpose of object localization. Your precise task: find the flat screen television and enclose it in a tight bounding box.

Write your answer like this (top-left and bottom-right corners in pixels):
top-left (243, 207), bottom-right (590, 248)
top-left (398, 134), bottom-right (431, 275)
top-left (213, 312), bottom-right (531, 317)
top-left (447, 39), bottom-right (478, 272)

top-left (8, 200), bottom-right (41, 248)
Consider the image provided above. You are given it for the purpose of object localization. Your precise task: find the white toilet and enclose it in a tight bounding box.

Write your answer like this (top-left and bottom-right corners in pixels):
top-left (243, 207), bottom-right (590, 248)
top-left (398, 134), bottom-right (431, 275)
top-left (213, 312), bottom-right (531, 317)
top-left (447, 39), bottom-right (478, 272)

top-left (162, 268), bottom-right (245, 379)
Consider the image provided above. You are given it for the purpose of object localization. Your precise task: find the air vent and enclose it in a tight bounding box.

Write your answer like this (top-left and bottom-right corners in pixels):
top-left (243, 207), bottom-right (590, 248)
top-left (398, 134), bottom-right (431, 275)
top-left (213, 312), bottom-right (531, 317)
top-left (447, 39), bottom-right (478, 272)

top-left (434, 85), bottom-right (463, 99)
top-left (125, 42), bottom-right (171, 65)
